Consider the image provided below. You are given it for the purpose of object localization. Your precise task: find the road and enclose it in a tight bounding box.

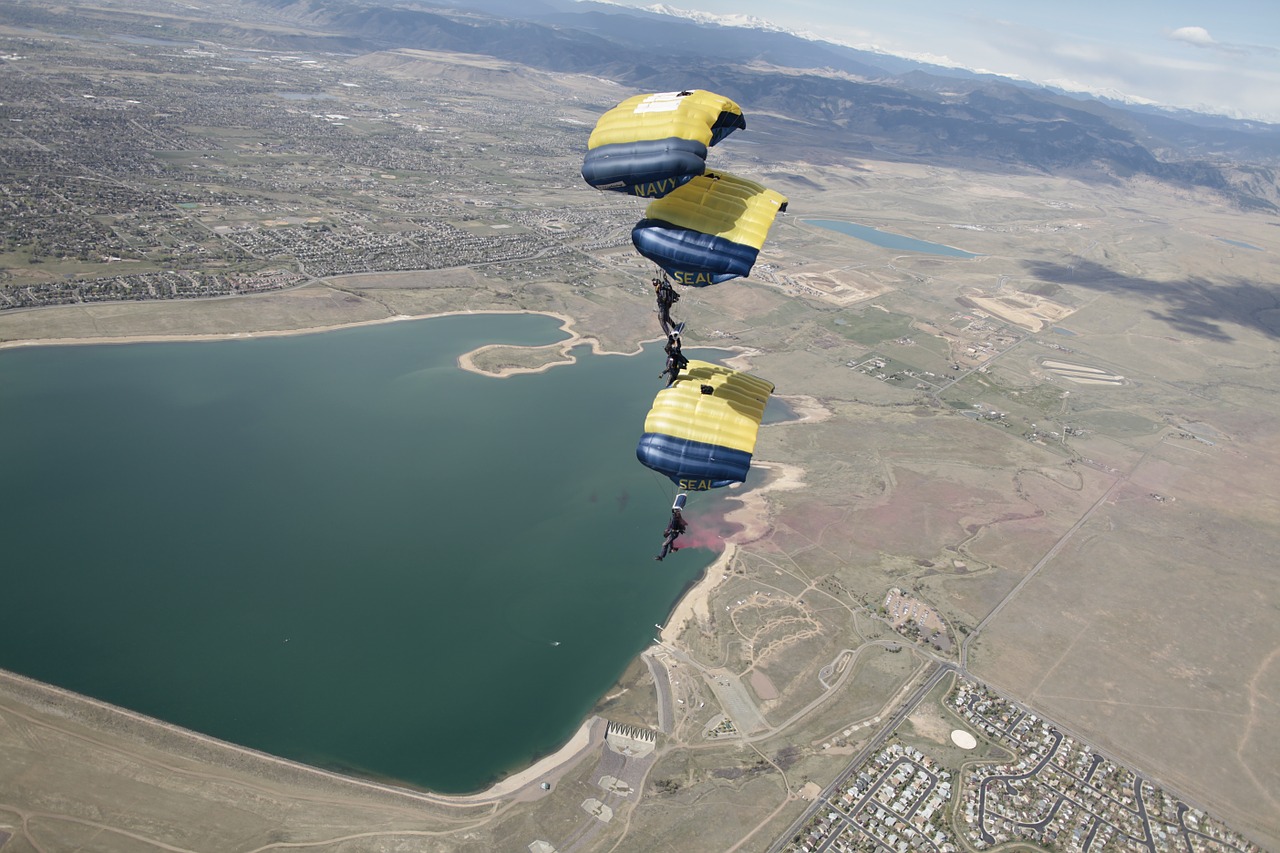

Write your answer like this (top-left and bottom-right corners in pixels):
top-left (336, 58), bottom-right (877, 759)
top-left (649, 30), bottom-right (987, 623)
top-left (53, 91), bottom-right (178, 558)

top-left (642, 652), bottom-right (673, 735)
top-left (959, 470), bottom-right (1123, 668)
top-left (961, 435), bottom-right (1163, 669)
top-left (764, 662), bottom-right (952, 853)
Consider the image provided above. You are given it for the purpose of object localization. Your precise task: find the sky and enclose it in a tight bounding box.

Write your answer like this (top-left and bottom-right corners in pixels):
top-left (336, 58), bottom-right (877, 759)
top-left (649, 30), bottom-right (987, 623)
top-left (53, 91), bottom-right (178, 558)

top-left (599, 0), bottom-right (1280, 123)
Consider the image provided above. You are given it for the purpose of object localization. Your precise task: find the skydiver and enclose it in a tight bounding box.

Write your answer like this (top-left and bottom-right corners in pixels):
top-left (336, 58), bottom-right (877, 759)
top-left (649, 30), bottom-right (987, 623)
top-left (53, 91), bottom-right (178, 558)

top-left (659, 334), bottom-right (688, 386)
top-left (660, 333), bottom-right (688, 387)
top-left (664, 333), bottom-right (688, 368)
top-left (655, 506), bottom-right (688, 561)
top-left (654, 276), bottom-right (680, 336)
top-left (660, 356), bottom-right (682, 387)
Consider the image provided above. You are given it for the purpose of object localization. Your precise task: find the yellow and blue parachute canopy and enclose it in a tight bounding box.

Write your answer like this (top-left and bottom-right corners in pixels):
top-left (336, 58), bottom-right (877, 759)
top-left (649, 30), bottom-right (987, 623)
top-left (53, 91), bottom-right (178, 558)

top-left (631, 171), bottom-right (789, 286)
top-left (581, 90), bottom-right (746, 198)
top-left (636, 360), bottom-right (774, 491)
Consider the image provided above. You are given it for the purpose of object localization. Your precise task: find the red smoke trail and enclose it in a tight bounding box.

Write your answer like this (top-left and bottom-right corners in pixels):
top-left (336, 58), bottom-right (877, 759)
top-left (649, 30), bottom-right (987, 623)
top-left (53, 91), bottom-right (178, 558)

top-left (676, 508), bottom-right (745, 552)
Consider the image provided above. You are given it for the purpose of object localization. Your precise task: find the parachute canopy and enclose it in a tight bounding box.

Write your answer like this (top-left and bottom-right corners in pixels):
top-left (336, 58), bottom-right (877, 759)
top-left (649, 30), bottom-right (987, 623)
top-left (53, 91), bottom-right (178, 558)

top-left (636, 360), bottom-right (774, 491)
top-left (581, 90), bottom-right (746, 198)
top-left (631, 171), bottom-right (788, 286)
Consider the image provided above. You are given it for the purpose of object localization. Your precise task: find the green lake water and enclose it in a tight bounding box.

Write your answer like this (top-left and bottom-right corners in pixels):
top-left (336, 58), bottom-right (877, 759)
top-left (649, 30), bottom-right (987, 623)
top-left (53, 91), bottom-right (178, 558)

top-left (0, 314), bottom-right (739, 793)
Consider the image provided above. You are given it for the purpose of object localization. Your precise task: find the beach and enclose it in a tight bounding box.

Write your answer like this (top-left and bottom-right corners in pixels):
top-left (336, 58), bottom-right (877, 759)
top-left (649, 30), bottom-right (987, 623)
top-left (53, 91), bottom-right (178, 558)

top-left (659, 461), bottom-right (805, 645)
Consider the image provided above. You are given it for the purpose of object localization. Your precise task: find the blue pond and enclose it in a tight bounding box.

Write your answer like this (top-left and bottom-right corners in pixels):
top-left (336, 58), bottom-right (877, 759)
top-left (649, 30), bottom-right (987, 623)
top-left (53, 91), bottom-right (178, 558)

top-left (805, 219), bottom-right (979, 258)
top-left (1216, 236), bottom-right (1264, 251)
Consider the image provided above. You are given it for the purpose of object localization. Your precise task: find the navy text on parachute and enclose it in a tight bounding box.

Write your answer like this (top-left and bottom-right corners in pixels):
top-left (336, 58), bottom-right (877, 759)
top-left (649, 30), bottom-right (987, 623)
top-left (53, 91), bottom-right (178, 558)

top-left (581, 90), bottom-right (746, 198)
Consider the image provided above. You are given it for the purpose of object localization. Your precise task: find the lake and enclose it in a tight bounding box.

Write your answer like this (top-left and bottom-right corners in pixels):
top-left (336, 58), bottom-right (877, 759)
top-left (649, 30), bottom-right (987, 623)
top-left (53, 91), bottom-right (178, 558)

top-left (805, 219), bottom-right (980, 258)
top-left (0, 314), bottom-right (739, 793)
top-left (1215, 236), bottom-right (1264, 251)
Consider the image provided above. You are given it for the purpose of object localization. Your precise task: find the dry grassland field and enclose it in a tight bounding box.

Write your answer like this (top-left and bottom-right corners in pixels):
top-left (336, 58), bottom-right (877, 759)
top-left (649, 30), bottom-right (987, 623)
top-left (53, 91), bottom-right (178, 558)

top-left (0, 6), bottom-right (1278, 852)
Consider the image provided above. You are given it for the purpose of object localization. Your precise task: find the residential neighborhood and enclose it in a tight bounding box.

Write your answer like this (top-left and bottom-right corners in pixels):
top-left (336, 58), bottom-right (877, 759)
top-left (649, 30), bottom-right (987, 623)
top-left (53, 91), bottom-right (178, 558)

top-left (785, 676), bottom-right (1261, 853)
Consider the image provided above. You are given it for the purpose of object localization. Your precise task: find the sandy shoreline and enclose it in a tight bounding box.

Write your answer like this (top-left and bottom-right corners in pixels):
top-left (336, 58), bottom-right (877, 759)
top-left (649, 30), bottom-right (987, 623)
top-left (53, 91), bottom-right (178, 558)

top-left (0, 309), bottom-right (796, 808)
top-left (0, 665), bottom-right (601, 807)
top-left (659, 461), bottom-right (805, 644)
top-left (0, 308), bottom-right (653, 381)
top-left (0, 311), bottom-right (428, 350)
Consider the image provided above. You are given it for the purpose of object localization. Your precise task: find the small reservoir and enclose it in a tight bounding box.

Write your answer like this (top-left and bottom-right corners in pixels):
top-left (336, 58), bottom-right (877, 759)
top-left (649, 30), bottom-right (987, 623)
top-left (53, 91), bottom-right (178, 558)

top-left (805, 219), bottom-right (979, 258)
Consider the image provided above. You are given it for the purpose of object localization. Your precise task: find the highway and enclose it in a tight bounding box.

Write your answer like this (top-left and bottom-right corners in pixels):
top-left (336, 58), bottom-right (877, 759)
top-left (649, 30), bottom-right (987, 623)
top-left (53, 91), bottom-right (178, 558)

top-left (764, 661), bottom-right (953, 853)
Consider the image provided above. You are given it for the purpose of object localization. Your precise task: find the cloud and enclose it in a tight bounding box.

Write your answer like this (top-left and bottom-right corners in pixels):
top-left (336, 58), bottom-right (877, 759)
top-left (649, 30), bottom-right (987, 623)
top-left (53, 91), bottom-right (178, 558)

top-left (1166, 25), bottom-right (1278, 58)
top-left (1169, 26), bottom-right (1216, 48)
top-left (967, 18), bottom-right (1280, 122)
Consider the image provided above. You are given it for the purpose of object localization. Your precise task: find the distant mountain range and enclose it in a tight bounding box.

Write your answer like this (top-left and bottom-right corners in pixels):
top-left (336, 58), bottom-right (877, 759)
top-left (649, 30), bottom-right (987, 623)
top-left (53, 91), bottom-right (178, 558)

top-left (242, 0), bottom-right (1280, 208)
top-left (14, 0), bottom-right (1279, 207)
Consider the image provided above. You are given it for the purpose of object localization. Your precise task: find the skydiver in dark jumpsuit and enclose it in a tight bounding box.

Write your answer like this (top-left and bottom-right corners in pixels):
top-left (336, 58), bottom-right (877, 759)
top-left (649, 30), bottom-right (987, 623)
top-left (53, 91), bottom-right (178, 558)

top-left (660, 333), bottom-right (688, 386)
top-left (659, 357), bottom-right (680, 387)
top-left (655, 507), bottom-right (688, 561)
top-left (664, 333), bottom-right (687, 367)
top-left (654, 276), bottom-right (680, 337)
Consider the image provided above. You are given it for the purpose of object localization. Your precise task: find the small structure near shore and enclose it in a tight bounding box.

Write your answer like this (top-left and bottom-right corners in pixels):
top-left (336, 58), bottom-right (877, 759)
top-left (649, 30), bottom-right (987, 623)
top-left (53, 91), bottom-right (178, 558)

top-left (605, 721), bottom-right (656, 757)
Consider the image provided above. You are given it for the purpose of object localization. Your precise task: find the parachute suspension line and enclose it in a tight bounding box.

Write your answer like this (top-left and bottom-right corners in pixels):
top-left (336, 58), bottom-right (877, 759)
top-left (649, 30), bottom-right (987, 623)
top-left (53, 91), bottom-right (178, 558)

top-left (646, 467), bottom-right (674, 503)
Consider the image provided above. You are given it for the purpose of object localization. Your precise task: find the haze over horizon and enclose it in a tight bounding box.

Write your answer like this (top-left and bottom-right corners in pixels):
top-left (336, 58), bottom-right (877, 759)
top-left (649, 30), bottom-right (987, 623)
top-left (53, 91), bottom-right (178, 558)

top-left (593, 0), bottom-right (1280, 123)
